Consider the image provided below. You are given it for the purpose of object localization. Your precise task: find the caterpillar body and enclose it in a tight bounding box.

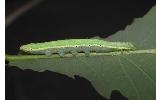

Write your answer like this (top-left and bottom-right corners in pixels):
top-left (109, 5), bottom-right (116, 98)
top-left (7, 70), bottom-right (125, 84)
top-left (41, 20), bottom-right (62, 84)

top-left (20, 39), bottom-right (136, 57)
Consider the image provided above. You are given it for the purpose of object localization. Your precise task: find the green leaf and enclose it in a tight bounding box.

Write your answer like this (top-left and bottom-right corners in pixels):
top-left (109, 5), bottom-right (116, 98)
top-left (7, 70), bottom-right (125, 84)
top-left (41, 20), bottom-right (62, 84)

top-left (6, 6), bottom-right (156, 100)
top-left (107, 6), bottom-right (155, 49)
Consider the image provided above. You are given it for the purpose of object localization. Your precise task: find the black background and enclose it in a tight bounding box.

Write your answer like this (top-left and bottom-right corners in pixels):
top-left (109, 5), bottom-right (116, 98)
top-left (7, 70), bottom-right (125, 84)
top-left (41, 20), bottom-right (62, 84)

top-left (6, 0), bottom-right (155, 100)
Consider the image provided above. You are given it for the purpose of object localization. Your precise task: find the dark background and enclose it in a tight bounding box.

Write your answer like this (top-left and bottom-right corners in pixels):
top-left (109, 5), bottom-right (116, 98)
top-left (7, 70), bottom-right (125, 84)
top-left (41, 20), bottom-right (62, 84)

top-left (6, 0), bottom-right (155, 100)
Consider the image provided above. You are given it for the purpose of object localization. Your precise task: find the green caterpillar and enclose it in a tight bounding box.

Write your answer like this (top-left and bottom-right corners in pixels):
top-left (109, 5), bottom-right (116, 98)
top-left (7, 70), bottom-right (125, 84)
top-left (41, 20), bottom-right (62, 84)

top-left (20, 39), bottom-right (136, 57)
